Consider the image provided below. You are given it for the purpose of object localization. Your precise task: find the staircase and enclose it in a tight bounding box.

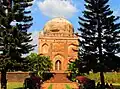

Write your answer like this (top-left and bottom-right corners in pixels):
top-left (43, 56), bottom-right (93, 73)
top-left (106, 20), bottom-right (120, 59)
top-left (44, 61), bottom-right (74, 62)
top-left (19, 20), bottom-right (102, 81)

top-left (41, 72), bottom-right (79, 89)
top-left (45, 73), bottom-right (72, 83)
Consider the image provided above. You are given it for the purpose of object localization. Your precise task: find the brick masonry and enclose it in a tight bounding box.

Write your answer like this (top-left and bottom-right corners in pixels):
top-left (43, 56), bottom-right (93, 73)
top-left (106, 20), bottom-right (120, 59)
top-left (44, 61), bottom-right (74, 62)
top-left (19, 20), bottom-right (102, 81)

top-left (39, 17), bottom-right (78, 71)
top-left (0, 72), bottom-right (29, 82)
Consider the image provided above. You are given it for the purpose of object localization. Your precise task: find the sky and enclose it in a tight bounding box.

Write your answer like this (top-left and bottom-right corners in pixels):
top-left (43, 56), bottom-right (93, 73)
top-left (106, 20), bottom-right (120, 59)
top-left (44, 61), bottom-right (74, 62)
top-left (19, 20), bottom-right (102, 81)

top-left (28, 0), bottom-right (120, 54)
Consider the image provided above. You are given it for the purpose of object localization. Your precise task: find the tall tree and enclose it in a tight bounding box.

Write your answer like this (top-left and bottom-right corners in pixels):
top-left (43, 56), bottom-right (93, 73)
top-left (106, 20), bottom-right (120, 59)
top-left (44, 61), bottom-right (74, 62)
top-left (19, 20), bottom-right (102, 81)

top-left (78, 0), bottom-right (120, 85)
top-left (0, 0), bottom-right (34, 89)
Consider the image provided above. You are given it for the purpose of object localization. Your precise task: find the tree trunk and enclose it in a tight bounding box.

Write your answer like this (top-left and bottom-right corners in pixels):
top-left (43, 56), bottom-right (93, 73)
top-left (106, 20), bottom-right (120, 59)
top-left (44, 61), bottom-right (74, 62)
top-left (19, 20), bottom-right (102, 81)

top-left (96, 13), bottom-right (105, 86)
top-left (1, 70), bottom-right (7, 89)
top-left (100, 71), bottom-right (105, 85)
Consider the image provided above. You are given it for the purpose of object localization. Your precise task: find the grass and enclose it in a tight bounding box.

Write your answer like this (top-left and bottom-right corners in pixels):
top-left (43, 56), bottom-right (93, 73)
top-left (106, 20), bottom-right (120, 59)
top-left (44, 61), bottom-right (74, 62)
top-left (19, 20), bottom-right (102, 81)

top-left (86, 72), bottom-right (120, 83)
top-left (7, 82), bottom-right (23, 89)
top-left (65, 84), bottom-right (71, 89)
top-left (48, 84), bottom-right (53, 89)
top-left (86, 72), bottom-right (120, 89)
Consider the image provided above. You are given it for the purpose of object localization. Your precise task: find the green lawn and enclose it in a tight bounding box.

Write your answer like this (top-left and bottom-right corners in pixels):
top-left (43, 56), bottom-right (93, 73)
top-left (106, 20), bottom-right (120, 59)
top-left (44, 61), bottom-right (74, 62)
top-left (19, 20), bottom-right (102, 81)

top-left (7, 82), bottom-right (23, 89)
top-left (86, 72), bottom-right (120, 83)
top-left (86, 72), bottom-right (120, 89)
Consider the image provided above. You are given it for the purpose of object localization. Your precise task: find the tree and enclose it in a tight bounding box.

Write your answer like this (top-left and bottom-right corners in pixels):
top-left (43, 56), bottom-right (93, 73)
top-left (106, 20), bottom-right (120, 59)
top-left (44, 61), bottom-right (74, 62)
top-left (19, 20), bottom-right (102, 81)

top-left (68, 59), bottom-right (85, 81)
top-left (77, 0), bottom-right (120, 85)
top-left (0, 0), bottom-right (34, 89)
top-left (26, 53), bottom-right (53, 81)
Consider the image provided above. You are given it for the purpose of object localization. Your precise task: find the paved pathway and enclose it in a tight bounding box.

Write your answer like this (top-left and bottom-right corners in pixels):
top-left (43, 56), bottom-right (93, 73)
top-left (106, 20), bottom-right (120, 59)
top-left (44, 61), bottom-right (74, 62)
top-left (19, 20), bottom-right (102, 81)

top-left (41, 83), bottom-right (78, 89)
top-left (41, 73), bottom-right (79, 89)
top-left (52, 83), bottom-right (66, 89)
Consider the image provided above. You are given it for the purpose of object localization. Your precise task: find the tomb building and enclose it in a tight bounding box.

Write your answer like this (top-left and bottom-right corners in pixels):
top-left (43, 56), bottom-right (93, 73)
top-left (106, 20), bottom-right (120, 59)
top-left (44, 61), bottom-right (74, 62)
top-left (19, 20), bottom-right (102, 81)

top-left (38, 17), bottom-right (78, 72)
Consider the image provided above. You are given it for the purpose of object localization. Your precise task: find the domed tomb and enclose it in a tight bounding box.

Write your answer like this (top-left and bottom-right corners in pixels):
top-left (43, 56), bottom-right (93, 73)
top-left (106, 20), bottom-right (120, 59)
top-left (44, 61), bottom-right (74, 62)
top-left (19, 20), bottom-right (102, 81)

top-left (39, 17), bottom-right (78, 72)
top-left (43, 17), bottom-right (74, 36)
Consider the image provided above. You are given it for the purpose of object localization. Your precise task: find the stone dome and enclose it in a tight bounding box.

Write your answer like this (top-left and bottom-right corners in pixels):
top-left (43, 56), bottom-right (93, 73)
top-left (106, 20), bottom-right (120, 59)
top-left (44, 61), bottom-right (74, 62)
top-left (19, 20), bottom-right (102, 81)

top-left (43, 17), bottom-right (74, 34)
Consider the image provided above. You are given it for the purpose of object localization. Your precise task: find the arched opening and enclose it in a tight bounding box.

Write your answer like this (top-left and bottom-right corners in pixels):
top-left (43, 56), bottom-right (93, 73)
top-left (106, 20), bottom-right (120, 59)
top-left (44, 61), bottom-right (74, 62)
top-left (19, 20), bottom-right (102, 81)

top-left (42, 43), bottom-right (49, 53)
top-left (68, 45), bottom-right (74, 56)
top-left (55, 60), bottom-right (61, 71)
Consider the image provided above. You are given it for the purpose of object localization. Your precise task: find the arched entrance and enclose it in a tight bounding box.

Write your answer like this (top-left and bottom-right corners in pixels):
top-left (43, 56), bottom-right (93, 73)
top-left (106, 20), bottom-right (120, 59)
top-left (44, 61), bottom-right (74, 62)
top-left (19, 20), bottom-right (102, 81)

top-left (55, 60), bottom-right (61, 71)
top-left (53, 54), bottom-right (64, 71)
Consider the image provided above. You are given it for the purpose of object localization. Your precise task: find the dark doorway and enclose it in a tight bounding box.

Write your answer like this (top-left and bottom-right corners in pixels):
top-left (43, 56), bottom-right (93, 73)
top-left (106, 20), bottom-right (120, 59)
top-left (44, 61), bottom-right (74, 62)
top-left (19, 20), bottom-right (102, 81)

top-left (55, 60), bottom-right (61, 70)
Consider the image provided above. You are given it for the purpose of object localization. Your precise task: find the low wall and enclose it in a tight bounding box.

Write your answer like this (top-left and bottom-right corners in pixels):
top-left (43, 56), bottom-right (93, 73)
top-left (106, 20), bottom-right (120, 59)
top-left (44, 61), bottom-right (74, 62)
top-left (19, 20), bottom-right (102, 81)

top-left (0, 72), bottom-right (29, 82)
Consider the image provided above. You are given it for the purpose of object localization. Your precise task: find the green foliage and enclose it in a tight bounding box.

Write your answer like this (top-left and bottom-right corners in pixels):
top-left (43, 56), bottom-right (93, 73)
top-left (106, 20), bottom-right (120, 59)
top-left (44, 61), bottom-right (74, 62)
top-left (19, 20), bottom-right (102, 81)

top-left (78, 0), bottom-right (120, 72)
top-left (26, 53), bottom-right (53, 79)
top-left (0, 0), bottom-right (34, 88)
top-left (68, 59), bottom-right (85, 81)
top-left (0, 0), bottom-right (34, 71)
top-left (76, 0), bottom-right (120, 84)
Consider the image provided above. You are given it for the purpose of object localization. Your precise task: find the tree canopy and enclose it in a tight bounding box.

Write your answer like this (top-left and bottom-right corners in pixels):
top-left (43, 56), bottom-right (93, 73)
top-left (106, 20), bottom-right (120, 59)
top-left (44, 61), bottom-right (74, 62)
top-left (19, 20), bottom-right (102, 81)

top-left (26, 53), bottom-right (53, 80)
top-left (69, 0), bottom-right (120, 85)
top-left (0, 0), bottom-right (34, 88)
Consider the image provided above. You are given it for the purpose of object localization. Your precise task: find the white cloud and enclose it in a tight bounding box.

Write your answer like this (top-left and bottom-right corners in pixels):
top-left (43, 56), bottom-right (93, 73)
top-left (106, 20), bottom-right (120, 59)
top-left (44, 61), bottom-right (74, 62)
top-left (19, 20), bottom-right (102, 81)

top-left (30, 30), bottom-right (39, 53)
top-left (37, 0), bottom-right (78, 18)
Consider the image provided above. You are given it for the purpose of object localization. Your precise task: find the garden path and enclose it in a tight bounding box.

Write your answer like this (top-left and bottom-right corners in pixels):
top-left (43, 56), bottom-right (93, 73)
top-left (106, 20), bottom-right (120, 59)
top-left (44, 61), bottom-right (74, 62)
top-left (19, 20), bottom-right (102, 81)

top-left (41, 73), bottom-right (78, 89)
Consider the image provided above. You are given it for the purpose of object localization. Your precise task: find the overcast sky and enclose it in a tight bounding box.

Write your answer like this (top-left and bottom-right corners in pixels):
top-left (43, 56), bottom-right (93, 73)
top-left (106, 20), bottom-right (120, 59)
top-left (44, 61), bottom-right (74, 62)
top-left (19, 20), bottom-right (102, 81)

top-left (27, 0), bottom-right (120, 54)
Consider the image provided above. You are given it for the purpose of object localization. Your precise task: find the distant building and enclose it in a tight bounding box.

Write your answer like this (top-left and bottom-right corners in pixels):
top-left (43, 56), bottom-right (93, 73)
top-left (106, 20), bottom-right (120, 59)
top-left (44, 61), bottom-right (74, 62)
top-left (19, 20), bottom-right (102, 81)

top-left (38, 17), bottom-right (78, 72)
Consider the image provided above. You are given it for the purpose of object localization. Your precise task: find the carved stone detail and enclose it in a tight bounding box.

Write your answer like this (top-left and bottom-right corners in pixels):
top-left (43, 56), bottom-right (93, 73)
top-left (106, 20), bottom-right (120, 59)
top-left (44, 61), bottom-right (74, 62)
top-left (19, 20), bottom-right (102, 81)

top-left (52, 43), bottom-right (65, 52)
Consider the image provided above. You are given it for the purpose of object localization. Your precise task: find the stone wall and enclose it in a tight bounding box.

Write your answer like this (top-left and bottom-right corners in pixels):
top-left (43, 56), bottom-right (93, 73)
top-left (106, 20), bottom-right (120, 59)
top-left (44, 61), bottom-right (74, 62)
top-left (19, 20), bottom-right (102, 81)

top-left (0, 72), bottom-right (29, 82)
